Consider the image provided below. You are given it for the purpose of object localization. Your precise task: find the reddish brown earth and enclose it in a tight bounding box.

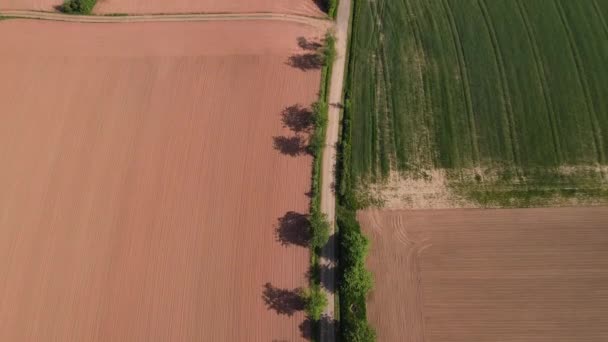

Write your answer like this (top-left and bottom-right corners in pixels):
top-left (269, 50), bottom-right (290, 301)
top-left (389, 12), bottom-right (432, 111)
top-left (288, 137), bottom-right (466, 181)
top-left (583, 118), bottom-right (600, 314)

top-left (359, 207), bottom-right (608, 342)
top-left (1, 0), bottom-right (325, 16)
top-left (93, 0), bottom-right (325, 16)
top-left (0, 19), bottom-right (323, 341)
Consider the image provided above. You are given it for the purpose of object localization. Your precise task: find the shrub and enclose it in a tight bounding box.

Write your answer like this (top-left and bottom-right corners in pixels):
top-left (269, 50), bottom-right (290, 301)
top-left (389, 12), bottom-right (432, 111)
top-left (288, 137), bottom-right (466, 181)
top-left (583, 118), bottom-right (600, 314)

top-left (310, 210), bottom-right (331, 249)
top-left (322, 33), bottom-right (336, 65)
top-left (61, 0), bottom-right (97, 14)
top-left (302, 284), bottom-right (328, 320)
top-left (344, 319), bottom-right (376, 342)
top-left (308, 100), bottom-right (328, 154)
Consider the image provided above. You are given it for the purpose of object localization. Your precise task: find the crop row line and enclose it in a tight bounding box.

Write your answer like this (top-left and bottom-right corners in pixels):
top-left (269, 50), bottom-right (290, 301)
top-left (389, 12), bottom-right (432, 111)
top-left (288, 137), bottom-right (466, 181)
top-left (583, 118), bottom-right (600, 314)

top-left (514, 0), bottom-right (563, 164)
top-left (442, 0), bottom-right (480, 165)
top-left (404, 0), bottom-right (436, 170)
top-left (592, 0), bottom-right (608, 39)
top-left (554, 0), bottom-right (605, 163)
top-left (477, 0), bottom-right (521, 168)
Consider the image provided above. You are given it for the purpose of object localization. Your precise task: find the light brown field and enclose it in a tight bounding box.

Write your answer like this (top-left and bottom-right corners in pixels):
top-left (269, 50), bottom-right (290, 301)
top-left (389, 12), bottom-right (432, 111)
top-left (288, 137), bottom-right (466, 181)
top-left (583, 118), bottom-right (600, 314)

top-left (0, 19), bottom-right (323, 341)
top-left (359, 207), bottom-right (608, 342)
top-left (1, 0), bottom-right (325, 16)
top-left (1, 0), bottom-right (60, 12)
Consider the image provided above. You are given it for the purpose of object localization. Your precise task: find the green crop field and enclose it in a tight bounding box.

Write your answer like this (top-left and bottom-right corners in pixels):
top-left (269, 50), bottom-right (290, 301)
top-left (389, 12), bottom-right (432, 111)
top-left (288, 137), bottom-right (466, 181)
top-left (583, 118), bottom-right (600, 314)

top-left (346, 0), bottom-right (608, 207)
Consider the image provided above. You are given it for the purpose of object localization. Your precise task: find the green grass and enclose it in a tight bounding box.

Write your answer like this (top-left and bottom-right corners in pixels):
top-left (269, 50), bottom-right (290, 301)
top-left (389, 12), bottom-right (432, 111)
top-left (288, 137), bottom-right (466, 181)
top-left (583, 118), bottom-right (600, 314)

top-left (348, 0), bottom-right (608, 206)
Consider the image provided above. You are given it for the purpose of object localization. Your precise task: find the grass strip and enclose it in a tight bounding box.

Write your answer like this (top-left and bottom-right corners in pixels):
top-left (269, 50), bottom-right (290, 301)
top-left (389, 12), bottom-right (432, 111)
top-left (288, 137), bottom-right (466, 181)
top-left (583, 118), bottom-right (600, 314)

top-left (334, 1), bottom-right (376, 340)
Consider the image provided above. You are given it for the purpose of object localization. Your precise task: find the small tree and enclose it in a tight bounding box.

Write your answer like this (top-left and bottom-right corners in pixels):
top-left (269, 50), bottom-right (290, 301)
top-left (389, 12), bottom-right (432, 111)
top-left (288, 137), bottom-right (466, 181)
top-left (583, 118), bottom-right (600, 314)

top-left (310, 210), bottom-right (331, 249)
top-left (301, 285), bottom-right (328, 320)
top-left (321, 33), bottom-right (336, 65)
top-left (61, 0), bottom-right (96, 14)
top-left (308, 101), bottom-right (328, 154)
top-left (342, 263), bottom-right (373, 300)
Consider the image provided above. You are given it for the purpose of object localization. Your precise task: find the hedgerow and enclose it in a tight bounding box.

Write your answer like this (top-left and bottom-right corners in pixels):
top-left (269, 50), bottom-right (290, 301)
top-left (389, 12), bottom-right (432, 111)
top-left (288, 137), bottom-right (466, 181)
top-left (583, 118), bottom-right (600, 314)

top-left (336, 1), bottom-right (376, 338)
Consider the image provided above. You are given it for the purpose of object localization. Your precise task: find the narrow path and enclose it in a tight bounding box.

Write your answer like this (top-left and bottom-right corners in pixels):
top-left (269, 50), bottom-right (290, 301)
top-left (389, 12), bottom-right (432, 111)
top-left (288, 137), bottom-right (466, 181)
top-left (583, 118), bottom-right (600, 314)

top-left (0, 10), bottom-right (330, 28)
top-left (319, 0), bottom-right (351, 341)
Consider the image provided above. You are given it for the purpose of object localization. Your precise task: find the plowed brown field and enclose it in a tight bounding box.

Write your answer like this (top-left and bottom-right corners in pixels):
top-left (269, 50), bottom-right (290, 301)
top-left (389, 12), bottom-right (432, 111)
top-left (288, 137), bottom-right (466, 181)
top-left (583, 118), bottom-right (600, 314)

top-left (0, 20), bottom-right (322, 341)
top-left (1, 0), bottom-right (325, 16)
top-left (359, 207), bottom-right (608, 342)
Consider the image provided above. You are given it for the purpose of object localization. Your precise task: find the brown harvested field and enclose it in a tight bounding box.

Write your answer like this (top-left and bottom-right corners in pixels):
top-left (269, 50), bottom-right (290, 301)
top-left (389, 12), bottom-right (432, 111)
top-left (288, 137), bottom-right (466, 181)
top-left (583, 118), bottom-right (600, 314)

top-left (359, 207), bottom-right (608, 342)
top-left (1, 0), bottom-right (325, 16)
top-left (0, 19), bottom-right (323, 341)
top-left (93, 0), bottom-right (325, 16)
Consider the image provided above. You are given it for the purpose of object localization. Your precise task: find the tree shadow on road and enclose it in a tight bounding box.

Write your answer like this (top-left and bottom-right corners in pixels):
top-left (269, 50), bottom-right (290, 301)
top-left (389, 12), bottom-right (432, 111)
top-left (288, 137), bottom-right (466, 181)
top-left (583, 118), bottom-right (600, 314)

top-left (276, 211), bottom-right (311, 248)
top-left (318, 263), bottom-right (337, 294)
top-left (262, 283), bottom-right (305, 316)
top-left (299, 314), bottom-right (337, 341)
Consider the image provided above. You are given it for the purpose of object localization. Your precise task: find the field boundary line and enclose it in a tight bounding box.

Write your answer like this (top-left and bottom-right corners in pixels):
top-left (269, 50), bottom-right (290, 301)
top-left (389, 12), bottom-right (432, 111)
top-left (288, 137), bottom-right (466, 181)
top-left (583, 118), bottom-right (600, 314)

top-left (442, 0), bottom-right (480, 165)
top-left (592, 0), bottom-right (608, 38)
top-left (554, 0), bottom-right (605, 163)
top-left (0, 9), bottom-right (331, 28)
top-left (515, 0), bottom-right (563, 164)
top-left (477, 0), bottom-right (520, 167)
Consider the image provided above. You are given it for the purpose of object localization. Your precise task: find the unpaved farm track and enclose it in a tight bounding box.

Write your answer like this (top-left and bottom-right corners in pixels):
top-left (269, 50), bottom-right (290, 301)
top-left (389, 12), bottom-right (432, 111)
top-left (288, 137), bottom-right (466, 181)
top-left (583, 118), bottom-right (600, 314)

top-left (0, 10), bottom-right (330, 28)
top-left (360, 207), bottom-right (608, 342)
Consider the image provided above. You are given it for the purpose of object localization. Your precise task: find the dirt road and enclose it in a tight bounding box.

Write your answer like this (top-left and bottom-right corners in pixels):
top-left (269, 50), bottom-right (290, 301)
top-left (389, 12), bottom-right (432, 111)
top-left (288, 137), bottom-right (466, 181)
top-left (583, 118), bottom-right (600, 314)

top-left (319, 0), bottom-right (351, 341)
top-left (0, 10), bottom-right (329, 28)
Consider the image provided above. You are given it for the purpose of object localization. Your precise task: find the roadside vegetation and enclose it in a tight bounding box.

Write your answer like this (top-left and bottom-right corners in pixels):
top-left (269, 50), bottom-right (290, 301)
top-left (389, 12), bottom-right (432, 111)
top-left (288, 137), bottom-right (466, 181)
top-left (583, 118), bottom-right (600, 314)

top-left (305, 32), bottom-right (337, 340)
top-left (335, 1), bottom-right (376, 339)
top-left (348, 0), bottom-right (608, 207)
top-left (60, 0), bottom-right (97, 14)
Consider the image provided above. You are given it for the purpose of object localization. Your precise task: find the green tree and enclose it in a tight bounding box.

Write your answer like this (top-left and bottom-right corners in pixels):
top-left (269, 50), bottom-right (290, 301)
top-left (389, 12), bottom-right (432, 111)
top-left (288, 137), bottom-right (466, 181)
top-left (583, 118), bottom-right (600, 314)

top-left (343, 264), bottom-right (373, 300)
top-left (344, 319), bottom-right (376, 342)
top-left (310, 210), bottom-right (331, 249)
top-left (61, 0), bottom-right (96, 14)
top-left (301, 285), bottom-right (328, 321)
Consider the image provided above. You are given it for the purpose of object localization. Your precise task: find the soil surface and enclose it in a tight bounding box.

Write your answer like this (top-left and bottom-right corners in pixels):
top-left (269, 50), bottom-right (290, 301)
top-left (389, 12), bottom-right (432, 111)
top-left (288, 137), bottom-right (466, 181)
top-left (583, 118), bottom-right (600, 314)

top-left (359, 207), bottom-right (608, 342)
top-left (1, 0), bottom-right (325, 16)
top-left (0, 19), bottom-right (323, 341)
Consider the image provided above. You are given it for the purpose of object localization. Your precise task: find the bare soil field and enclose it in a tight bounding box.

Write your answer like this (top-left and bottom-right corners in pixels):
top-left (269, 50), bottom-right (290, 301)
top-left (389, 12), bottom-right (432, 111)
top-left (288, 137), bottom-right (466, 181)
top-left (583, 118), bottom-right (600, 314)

top-left (1, 0), bottom-right (59, 12)
top-left (359, 207), bottom-right (608, 342)
top-left (0, 19), bottom-right (323, 341)
top-left (93, 0), bottom-right (325, 16)
top-left (1, 0), bottom-right (325, 16)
